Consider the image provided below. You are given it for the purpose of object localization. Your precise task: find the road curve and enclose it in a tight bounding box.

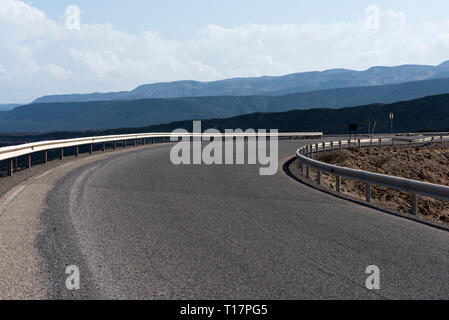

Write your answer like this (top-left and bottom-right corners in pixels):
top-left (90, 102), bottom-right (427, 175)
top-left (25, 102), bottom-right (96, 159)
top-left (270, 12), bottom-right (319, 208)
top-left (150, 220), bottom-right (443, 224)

top-left (1, 140), bottom-right (449, 299)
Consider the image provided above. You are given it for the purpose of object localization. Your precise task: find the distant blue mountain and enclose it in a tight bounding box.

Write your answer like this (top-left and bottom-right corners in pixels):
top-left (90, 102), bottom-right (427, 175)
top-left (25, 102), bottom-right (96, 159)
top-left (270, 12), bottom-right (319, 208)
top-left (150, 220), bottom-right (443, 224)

top-left (2, 76), bottom-right (449, 133)
top-left (0, 104), bottom-right (20, 111)
top-left (32, 61), bottom-right (449, 103)
top-left (2, 93), bottom-right (449, 146)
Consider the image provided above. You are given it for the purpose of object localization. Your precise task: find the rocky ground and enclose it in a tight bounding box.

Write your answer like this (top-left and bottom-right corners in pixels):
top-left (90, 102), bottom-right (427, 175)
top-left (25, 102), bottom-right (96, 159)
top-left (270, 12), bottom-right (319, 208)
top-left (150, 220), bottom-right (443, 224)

top-left (314, 143), bottom-right (449, 223)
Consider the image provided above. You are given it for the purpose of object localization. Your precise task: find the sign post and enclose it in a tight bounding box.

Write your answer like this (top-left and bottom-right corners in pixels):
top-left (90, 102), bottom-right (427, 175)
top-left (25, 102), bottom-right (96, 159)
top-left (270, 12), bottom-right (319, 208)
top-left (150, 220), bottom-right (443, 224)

top-left (389, 112), bottom-right (394, 134)
top-left (348, 123), bottom-right (357, 144)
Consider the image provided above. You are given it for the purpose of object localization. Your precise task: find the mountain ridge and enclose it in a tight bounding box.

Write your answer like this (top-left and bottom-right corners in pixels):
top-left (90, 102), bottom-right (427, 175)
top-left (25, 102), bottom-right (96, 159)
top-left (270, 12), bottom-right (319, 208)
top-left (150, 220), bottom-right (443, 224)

top-left (32, 60), bottom-right (449, 103)
top-left (1, 93), bottom-right (449, 147)
top-left (2, 76), bottom-right (449, 133)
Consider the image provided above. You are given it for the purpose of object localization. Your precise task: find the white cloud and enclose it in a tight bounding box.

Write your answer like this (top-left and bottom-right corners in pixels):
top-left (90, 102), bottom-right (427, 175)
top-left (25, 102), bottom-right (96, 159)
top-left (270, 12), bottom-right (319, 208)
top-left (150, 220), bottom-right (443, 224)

top-left (1, 1), bottom-right (449, 102)
top-left (45, 63), bottom-right (73, 79)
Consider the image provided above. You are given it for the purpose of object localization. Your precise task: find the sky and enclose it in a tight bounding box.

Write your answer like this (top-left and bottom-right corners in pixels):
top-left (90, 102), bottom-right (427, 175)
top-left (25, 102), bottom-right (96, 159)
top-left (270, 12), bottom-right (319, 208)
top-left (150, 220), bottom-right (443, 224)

top-left (1, 0), bottom-right (449, 103)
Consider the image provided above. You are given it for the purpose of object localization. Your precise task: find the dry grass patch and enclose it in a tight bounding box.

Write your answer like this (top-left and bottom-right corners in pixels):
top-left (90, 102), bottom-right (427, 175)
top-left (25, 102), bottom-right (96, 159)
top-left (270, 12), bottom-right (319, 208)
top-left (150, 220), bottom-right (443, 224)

top-left (314, 143), bottom-right (449, 223)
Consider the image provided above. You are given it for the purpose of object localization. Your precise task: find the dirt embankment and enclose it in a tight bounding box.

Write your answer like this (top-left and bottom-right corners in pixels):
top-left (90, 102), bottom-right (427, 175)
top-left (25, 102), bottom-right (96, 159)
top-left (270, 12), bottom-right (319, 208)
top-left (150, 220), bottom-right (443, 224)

top-left (313, 143), bottom-right (449, 223)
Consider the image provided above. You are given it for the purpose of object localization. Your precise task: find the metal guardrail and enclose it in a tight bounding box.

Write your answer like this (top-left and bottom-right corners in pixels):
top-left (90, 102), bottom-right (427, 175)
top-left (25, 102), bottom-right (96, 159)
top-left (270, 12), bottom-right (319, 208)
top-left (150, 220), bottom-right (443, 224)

top-left (296, 135), bottom-right (449, 215)
top-left (0, 131), bottom-right (323, 176)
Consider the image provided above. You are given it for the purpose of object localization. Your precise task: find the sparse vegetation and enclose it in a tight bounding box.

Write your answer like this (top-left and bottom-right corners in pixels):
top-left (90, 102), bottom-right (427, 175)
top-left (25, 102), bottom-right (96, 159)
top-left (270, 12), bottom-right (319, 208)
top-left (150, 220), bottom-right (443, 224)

top-left (311, 144), bottom-right (449, 223)
top-left (316, 151), bottom-right (350, 165)
top-left (373, 155), bottom-right (393, 168)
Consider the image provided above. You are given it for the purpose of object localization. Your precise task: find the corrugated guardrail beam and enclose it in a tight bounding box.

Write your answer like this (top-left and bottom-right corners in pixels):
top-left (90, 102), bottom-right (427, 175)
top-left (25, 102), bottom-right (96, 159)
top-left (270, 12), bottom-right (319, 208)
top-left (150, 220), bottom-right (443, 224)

top-left (296, 135), bottom-right (449, 215)
top-left (0, 131), bottom-right (323, 176)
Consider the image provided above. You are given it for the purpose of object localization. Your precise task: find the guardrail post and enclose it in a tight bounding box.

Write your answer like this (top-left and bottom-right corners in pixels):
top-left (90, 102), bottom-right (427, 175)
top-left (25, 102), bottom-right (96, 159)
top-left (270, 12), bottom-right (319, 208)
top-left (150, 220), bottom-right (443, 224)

top-left (336, 176), bottom-right (340, 192)
top-left (123, 140), bottom-right (126, 148)
top-left (102, 142), bottom-right (106, 152)
top-left (133, 139), bottom-right (136, 147)
top-left (315, 143), bottom-right (319, 154)
top-left (306, 166), bottom-right (310, 178)
top-left (299, 160), bottom-right (304, 173)
top-left (89, 144), bottom-right (93, 154)
top-left (330, 141), bottom-right (334, 151)
top-left (322, 142), bottom-right (325, 152)
top-left (43, 151), bottom-right (48, 163)
top-left (7, 158), bottom-right (13, 176)
top-left (75, 146), bottom-right (79, 156)
top-left (59, 148), bottom-right (64, 160)
top-left (358, 139), bottom-right (361, 148)
top-left (113, 141), bottom-right (116, 150)
top-left (370, 139), bottom-right (373, 147)
top-left (379, 139), bottom-right (382, 148)
top-left (339, 141), bottom-right (342, 151)
top-left (26, 154), bottom-right (31, 169)
top-left (142, 138), bottom-right (145, 145)
top-left (365, 184), bottom-right (371, 203)
top-left (441, 135), bottom-right (444, 144)
top-left (391, 138), bottom-right (394, 146)
top-left (411, 193), bottom-right (418, 215)
top-left (317, 170), bottom-right (321, 185)
top-left (348, 139), bottom-right (351, 148)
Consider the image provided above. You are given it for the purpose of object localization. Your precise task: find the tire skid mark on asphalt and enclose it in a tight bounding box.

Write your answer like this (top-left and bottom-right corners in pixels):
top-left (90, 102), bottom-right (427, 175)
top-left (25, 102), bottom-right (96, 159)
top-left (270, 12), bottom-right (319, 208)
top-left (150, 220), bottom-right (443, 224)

top-left (36, 162), bottom-right (105, 299)
top-left (0, 163), bottom-right (79, 217)
top-left (0, 147), bottom-right (145, 218)
top-left (0, 144), bottom-right (172, 298)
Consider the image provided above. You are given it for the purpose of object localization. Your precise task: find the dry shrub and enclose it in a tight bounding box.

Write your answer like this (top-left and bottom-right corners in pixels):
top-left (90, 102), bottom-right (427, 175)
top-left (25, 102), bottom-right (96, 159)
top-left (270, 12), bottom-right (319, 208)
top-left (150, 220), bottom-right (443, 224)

top-left (316, 151), bottom-right (349, 165)
top-left (373, 155), bottom-right (393, 168)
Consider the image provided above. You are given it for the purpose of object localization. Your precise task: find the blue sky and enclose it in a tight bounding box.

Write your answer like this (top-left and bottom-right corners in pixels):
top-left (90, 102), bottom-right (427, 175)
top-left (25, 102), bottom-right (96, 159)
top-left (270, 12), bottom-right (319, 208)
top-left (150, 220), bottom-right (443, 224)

top-left (2, 0), bottom-right (449, 102)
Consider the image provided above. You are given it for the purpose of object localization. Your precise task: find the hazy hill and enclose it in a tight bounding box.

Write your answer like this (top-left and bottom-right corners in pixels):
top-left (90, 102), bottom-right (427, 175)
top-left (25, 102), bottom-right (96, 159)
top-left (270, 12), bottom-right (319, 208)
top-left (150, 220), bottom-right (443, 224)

top-left (190, 94), bottom-right (449, 134)
top-left (2, 77), bottom-right (449, 133)
top-left (32, 61), bottom-right (449, 103)
top-left (1, 94), bottom-right (448, 147)
top-left (96, 94), bottom-right (449, 135)
top-left (0, 104), bottom-right (20, 111)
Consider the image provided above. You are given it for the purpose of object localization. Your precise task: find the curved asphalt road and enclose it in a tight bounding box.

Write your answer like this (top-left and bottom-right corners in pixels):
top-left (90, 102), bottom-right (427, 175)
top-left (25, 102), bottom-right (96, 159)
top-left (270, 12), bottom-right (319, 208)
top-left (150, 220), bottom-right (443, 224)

top-left (2, 140), bottom-right (449, 299)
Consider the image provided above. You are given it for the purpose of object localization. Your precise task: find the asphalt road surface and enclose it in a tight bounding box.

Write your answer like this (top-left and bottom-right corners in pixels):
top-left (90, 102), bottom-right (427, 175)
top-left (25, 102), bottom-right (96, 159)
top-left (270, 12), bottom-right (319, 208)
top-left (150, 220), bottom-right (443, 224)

top-left (1, 140), bottom-right (449, 299)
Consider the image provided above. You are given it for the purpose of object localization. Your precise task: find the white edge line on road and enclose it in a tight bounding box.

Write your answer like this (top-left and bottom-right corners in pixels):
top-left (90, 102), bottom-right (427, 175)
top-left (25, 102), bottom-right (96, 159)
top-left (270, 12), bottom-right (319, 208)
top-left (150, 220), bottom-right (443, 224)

top-left (0, 185), bottom-right (26, 216)
top-left (33, 162), bottom-right (74, 180)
